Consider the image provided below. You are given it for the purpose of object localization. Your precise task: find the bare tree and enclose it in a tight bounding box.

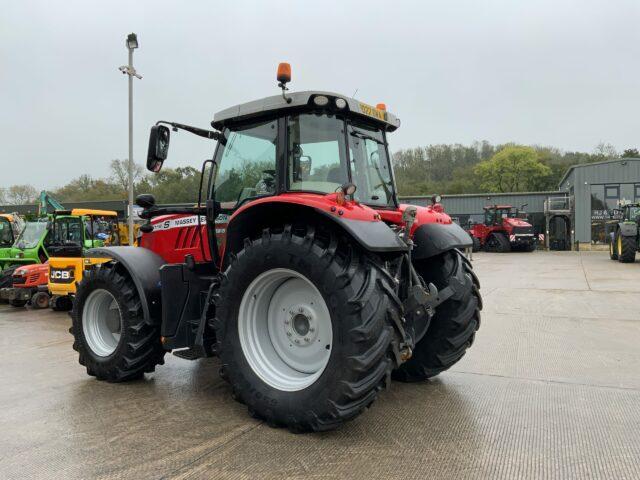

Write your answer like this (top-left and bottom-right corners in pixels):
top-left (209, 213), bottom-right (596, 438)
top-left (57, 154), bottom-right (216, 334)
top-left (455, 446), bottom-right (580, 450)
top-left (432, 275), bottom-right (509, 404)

top-left (110, 159), bottom-right (144, 193)
top-left (0, 187), bottom-right (7, 205)
top-left (6, 184), bottom-right (37, 205)
top-left (593, 142), bottom-right (618, 159)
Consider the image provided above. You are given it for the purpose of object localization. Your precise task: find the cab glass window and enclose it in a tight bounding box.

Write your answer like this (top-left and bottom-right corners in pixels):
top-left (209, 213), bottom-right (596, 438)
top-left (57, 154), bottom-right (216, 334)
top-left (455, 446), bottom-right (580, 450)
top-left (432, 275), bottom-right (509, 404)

top-left (214, 120), bottom-right (277, 210)
top-left (348, 122), bottom-right (394, 207)
top-left (0, 218), bottom-right (13, 246)
top-left (53, 217), bottom-right (84, 245)
top-left (287, 114), bottom-right (349, 193)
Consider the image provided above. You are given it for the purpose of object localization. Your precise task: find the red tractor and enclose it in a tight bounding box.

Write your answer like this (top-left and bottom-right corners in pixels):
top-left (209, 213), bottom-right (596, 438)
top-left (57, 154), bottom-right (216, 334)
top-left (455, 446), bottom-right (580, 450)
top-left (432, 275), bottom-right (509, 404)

top-left (0, 262), bottom-right (51, 308)
top-left (468, 204), bottom-right (536, 252)
top-left (69, 64), bottom-right (482, 432)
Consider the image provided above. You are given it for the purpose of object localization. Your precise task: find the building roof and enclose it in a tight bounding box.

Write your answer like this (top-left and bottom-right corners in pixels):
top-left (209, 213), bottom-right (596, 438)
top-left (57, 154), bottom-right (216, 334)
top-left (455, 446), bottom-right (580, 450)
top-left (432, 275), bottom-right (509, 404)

top-left (400, 190), bottom-right (562, 200)
top-left (558, 157), bottom-right (640, 188)
top-left (212, 90), bottom-right (401, 131)
top-left (483, 205), bottom-right (515, 210)
top-left (54, 209), bottom-right (118, 217)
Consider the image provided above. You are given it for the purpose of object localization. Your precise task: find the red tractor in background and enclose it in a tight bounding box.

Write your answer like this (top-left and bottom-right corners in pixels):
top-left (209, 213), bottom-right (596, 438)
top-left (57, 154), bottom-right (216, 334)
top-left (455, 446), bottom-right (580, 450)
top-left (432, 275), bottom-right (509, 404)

top-left (69, 64), bottom-right (482, 433)
top-left (468, 205), bottom-right (536, 252)
top-left (0, 262), bottom-right (51, 308)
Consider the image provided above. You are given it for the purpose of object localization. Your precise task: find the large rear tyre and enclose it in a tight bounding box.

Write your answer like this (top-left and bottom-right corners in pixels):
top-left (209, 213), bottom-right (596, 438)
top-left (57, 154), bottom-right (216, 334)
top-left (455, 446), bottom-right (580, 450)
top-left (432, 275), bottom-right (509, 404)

top-left (609, 232), bottom-right (619, 260)
top-left (618, 234), bottom-right (637, 263)
top-left (393, 250), bottom-right (481, 382)
top-left (70, 266), bottom-right (166, 382)
top-left (213, 224), bottom-right (401, 433)
top-left (484, 233), bottom-right (511, 253)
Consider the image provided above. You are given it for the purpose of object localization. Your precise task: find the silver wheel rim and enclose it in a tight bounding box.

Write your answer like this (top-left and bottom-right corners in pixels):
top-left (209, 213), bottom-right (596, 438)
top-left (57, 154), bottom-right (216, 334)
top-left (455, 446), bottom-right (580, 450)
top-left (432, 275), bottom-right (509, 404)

top-left (82, 289), bottom-right (122, 357)
top-left (238, 268), bottom-right (332, 392)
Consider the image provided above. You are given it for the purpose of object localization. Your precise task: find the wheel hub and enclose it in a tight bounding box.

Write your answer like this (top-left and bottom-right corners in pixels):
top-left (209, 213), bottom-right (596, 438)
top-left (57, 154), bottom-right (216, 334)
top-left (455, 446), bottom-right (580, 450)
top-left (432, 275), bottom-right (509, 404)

top-left (286, 307), bottom-right (317, 345)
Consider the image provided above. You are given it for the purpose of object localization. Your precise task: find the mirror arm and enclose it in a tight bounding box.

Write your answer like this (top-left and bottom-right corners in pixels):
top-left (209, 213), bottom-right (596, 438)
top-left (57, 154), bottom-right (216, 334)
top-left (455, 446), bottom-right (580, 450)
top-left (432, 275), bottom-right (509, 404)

top-left (156, 121), bottom-right (222, 141)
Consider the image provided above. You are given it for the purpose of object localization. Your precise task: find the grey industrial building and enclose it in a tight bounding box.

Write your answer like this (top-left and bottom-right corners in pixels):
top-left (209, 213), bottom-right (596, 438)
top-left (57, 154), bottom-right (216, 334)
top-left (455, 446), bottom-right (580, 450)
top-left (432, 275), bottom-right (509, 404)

top-left (1, 158), bottom-right (636, 250)
top-left (557, 158), bottom-right (640, 246)
top-left (401, 157), bottom-right (639, 250)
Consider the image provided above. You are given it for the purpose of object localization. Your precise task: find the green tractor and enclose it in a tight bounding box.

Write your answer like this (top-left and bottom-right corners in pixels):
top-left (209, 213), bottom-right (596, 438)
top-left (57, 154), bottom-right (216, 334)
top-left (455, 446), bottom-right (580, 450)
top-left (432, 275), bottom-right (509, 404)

top-left (610, 203), bottom-right (640, 263)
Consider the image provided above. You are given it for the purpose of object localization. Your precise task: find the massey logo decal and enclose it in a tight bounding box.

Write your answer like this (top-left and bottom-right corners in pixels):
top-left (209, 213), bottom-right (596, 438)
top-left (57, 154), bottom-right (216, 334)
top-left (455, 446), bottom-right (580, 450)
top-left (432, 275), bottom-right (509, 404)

top-left (152, 215), bottom-right (228, 232)
top-left (152, 215), bottom-right (206, 231)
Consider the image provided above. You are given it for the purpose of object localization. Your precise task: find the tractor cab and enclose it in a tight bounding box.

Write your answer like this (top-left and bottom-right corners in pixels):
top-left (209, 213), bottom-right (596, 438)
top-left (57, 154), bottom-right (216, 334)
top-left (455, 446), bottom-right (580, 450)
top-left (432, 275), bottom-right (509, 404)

top-left (140, 65), bottom-right (404, 267)
top-left (483, 205), bottom-right (529, 225)
top-left (620, 204), bottom-right (640, 223)
top-left (0, 220), bottom-right (51, 270)
top-left (48, 209), bottom-right (120, 258)
top-left (0, 214), bottom-right (24, 249)
top-left (484, 205), bottom-right (516, 226)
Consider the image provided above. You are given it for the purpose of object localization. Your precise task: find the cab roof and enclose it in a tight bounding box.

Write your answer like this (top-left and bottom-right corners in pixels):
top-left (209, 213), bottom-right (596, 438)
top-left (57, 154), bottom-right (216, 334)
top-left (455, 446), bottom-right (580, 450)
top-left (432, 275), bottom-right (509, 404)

top-left (54, 209), bottom-right (118, 217)
top-left (212, 91), bottom-right (401, 132)
top-left (484, 205), bottom-right (513, 210)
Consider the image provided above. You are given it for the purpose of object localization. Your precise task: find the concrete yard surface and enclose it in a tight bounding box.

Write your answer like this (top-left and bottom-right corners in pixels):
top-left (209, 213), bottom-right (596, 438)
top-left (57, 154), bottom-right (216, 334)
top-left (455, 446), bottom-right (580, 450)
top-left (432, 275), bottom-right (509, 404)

top-left (1, 251), bottom-right (639, 479)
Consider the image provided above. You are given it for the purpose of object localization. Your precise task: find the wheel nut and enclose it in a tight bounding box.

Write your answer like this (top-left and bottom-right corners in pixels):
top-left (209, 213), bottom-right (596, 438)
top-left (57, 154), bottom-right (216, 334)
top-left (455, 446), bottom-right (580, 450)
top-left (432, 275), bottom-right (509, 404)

top-left (294, 339), bottom-right (300, 344)
top-left (284, 319), bottom-right (290, 325)
top-left (286, 332), bottom-right (292, 337)
top-left (304, 337), bottom-right (310, 342)
top-left (309, 327), bottom-right (315, 333)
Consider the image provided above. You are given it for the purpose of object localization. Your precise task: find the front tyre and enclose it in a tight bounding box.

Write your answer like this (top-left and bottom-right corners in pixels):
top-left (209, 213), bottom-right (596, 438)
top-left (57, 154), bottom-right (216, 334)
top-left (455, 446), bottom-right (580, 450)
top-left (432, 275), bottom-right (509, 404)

top-left (213, 225), bottom-right (400, 432)
top-left (31, 291), bottom-right (50, 309)
top-left (393, 250), bottom-right (481, 382)
top-left (618, 234), bottom-right (637, 263)
top-left (70, 266), bottom-right (166, 382)
top-left (609, 231), bottom-right (619, 260)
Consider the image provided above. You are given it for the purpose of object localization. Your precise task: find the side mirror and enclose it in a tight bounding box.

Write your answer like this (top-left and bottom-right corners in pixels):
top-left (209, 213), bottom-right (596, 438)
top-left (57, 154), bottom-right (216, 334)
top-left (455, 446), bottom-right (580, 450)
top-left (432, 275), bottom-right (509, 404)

top-left (431, 194), bottom-right (442, 204)
top-left (147, 125), bottom-right (170, 172)
top-left (135, 194), bottom-right (156, 209)
top-left (298, 155), bottom-right (312, 178)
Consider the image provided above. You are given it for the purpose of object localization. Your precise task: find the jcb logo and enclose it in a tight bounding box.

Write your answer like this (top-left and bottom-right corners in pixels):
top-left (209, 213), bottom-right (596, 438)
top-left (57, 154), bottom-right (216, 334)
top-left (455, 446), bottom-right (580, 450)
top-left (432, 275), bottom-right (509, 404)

top-left (50, 268), bottom-right (74, 283)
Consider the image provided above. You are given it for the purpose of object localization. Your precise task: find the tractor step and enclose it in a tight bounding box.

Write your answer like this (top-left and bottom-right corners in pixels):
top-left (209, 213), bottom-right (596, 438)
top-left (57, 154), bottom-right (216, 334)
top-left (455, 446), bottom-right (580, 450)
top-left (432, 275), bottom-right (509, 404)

top-left (172, 348), bottom-right (202, 361)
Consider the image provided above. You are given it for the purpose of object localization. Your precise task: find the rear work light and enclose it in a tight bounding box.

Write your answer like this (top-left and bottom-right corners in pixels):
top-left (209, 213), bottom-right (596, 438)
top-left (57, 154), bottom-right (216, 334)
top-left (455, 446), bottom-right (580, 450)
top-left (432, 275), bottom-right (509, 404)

top-left (313, 95), bottom-right (329, 106)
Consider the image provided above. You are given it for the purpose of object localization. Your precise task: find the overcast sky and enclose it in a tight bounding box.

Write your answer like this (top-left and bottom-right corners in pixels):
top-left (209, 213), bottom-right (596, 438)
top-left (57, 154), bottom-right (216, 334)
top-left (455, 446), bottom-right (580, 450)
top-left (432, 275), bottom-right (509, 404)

top-left (1, 0), bottom-right (638, 190)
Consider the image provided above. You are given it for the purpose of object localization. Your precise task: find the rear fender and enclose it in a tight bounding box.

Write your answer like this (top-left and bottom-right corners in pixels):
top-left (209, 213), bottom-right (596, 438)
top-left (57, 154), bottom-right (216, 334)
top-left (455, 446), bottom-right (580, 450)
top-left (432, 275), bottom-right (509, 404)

top-left (86, 246), bottom-right (166, 325)
top-left (412, 222), bottom-right (473, 260)
top-left (223, 196), bottom-right (407, 264)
